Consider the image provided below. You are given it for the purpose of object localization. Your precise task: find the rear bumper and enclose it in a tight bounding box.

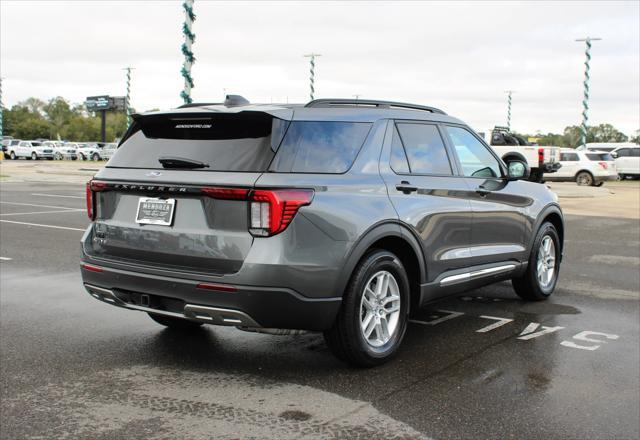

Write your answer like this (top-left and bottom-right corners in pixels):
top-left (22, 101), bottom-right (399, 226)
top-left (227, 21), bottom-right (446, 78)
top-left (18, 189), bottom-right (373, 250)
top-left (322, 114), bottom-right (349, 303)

top-left (80, 262), bottom-right (342, 331)
top-left (595, 174), bottom-right (618, 183)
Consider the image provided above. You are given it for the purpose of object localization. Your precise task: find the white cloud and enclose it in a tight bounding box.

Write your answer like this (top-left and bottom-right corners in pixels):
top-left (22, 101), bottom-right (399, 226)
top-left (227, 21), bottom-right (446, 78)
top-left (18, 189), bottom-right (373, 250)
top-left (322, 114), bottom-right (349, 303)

top-left (1, 0), bottom-right (638, 134)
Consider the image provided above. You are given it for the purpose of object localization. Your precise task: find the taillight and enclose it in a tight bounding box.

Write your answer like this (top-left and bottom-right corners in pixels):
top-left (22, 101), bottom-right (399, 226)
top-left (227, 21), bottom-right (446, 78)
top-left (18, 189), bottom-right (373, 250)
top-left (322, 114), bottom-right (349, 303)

top-left (538, 148), bottom-right (545, 164)
top-left (598, 161), bottom-right (608, 169)
top-left (249, 189), bottom-right (314, 236)
top-left (86, 180), bottom-right (106, 220)
top-left (202, 187), bottom-right (249, 200)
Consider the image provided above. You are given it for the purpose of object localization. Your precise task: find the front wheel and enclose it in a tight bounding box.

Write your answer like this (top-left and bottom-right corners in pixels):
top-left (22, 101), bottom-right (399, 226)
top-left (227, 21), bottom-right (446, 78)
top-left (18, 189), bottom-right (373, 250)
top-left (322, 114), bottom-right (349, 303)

top-left (148, 313), bottom-right (203, 330)
top-left (31, 152), bottom-right (38, 160)
top-left (9, 151), bottom-right (16, 160)
top-left (324, 249), bottom-right (409, 367)
top-left (92, 153), bottom-right (100, 161)
top-left (512, 222), bottom-right (561, 301)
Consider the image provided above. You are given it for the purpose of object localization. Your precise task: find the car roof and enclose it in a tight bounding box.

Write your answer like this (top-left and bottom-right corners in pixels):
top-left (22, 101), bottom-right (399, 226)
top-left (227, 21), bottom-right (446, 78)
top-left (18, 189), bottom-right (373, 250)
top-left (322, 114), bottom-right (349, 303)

top-left (137, 99), bottom-right (467, 125)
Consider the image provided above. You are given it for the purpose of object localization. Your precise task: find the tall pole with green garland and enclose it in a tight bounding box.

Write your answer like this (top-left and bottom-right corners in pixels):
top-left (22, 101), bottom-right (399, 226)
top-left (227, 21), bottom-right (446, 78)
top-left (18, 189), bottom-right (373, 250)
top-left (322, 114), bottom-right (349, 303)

top-left (505, 90), bottom-right (515, 131)
top-left (0, 77), bottom-right (3, 139)
top-left (180, 0), bottom-right (196, 104)
top-left (123, 67), bottom-right (134, 125)
top-left (303, 53), bottom-right (321, 101)
top-left (575, 37), bottom-right (601, 150)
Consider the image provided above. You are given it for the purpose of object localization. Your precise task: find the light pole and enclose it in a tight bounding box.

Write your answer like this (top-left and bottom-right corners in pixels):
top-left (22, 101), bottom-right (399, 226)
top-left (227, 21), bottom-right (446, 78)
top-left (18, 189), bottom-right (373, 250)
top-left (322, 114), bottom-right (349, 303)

top-left (123, 67), bottom-right (134, 125)
top-left (180, 0), bottom-right (196, 104)
top-left (575, 37), bottom-right (601, 149)
top-left (504, 90), bottom-right (515, 131)
top-left (303, 53), bottom-right (321, 101)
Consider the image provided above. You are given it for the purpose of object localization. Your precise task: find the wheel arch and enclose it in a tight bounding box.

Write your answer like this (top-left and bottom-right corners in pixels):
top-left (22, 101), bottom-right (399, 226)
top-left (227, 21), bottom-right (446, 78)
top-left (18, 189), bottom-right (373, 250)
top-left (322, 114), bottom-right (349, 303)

top-left (531, 204), bottom-right (565, 261)
top-left (336, 222), bottom-right (426, 312)
top-left (502, 152), bottom-right (528, 163)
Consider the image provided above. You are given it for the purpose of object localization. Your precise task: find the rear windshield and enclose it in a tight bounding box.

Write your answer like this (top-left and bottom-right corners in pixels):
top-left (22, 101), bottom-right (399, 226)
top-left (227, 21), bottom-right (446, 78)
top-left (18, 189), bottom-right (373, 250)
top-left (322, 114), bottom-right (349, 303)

top-left (109, 113), bottom-right (371, 173)
top-left (108, 112), bottom-right (289, 172)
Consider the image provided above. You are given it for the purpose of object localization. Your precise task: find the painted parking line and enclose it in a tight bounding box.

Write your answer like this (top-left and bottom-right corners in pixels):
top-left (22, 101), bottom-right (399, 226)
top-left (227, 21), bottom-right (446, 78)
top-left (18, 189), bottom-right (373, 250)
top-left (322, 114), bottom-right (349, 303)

top-left (0, 257), bottom-right (12, 261)
top-left (0, 220), bottom-right (85, 232)
top-left (0, 201), bottom-right (82, 210)
top-left (31, 193), bottom-right (84, 199)
top-left (0, 209), bottom-right (86, 216)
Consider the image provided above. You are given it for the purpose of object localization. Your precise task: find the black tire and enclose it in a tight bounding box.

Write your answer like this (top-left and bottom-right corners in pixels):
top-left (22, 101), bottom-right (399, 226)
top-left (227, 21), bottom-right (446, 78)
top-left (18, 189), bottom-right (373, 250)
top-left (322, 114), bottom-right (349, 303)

top-left (324, 249), bottom-right (410, 367)
top-left (595, 181), bottom-right (604, 187)
top-left (512, 222), bottom-right (561, 301)
top-left (618, 174), bottom-right (625, 180)
top-left (92, 153), bottom-right (100, 161)
top-left (9, 151), bottom-right (16, 160)
top-left (31, 152), bottom-right (38, 161)
top-left (79, 153), bottom-right (86, 161)
top-left (576, 171), bottom-right (594, 186)
top-left (148, 313), bottom-right (203, 330)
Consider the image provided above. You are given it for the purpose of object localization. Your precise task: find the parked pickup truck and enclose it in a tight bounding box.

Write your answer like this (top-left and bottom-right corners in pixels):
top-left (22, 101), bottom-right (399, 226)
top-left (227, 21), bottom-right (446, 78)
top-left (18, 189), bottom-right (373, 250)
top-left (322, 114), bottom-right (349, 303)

top-left (480, 127), bottom-right (561, 183)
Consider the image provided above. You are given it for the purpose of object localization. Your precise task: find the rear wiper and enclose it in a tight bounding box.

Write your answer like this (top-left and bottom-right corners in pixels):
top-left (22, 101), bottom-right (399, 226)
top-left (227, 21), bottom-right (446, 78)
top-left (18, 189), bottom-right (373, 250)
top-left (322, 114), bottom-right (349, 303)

top-left (158, 156), bottom-right (210, 169)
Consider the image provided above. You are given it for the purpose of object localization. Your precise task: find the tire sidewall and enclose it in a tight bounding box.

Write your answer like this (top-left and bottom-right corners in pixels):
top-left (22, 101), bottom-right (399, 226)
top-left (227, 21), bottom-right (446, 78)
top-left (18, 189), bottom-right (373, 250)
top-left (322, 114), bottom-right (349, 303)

top-left (576, 171), bottom-right (593, 186)
top-left (347, 251), bottom-right (410, 361)
top-left (531, 223), bottom-right (561, 297)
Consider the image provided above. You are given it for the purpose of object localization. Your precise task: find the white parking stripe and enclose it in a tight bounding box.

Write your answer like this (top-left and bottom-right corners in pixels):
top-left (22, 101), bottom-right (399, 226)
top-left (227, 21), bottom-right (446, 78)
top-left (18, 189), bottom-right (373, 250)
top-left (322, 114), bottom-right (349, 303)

top-left (31, 193), bottom-right (84, 199)
top-left (0, 220), bottom-right (85, 232)
top-left (0, 209), bottom-right (86, 216)
top-left (0, 257), bottom-right (12, 261)
top-left (0, 201), bottom-right (81, 210)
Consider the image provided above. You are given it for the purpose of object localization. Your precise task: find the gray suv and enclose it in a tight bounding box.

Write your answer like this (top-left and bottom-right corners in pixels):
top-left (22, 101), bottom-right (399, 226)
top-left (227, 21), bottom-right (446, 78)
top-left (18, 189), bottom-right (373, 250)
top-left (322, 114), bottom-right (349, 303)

top-left (81, 97), bottom-right (564, 366)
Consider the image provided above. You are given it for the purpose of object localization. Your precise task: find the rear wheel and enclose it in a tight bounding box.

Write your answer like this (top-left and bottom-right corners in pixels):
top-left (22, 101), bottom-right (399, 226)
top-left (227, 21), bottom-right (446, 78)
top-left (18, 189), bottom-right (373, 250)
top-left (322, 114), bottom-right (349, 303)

top-left (9, 151), bottom-right (16, 160)
top-left (576, 171), bottom-right (594, 186)
top-left (324, 249), bottom-right (409, 367)
top-left (512, 222), bottom-right (560, 301)
top-left (148, 313), bottom-right (203, 330)
top-left (31, 152), bottom-right (38, 160)
top-left (92, 152), bottom-right (100, 161)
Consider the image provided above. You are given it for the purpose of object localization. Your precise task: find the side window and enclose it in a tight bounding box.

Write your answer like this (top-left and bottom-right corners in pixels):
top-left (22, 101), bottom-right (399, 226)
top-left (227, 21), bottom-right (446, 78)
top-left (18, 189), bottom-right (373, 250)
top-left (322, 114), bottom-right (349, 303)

top-left (632, 149), bottom-right (640, 157)
top-left (446, 126), bottom-right (502, 178)
top-left (616, 149), bottom-right (629, 157)
top-left (389, 125), bottom-right (410, 173)
top-left (560, 152), bottom-right (579, 161)
top-left (395, 123), bottom-right (452, 175)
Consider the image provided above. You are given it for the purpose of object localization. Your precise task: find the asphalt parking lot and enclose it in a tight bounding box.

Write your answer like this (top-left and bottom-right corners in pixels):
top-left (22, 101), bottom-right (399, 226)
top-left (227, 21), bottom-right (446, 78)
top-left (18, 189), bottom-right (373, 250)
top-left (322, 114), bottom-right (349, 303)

top-left (1, 178), bottom-right (639, 439)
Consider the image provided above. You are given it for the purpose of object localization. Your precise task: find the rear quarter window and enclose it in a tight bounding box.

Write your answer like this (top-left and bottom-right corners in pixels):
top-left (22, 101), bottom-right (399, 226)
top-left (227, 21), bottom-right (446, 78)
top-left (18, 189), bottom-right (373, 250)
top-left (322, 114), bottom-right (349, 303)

top-left (270, 121), bottom-right (371, 173)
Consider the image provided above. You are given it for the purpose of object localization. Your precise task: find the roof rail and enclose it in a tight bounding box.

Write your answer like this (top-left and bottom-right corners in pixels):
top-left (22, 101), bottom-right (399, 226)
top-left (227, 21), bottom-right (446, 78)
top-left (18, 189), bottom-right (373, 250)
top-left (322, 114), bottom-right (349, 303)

top-left (177, 102), bottom-right (221, 109)
top-left (305, 99), bottom-right (446, 115)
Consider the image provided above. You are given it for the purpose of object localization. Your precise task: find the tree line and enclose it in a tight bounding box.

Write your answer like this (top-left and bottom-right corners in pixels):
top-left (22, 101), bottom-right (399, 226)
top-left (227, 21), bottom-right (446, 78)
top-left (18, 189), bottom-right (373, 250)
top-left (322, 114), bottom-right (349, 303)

top-left (2, 96), bottom-right (638, 147)
top-left (2, 97), bottom-right (129, 142)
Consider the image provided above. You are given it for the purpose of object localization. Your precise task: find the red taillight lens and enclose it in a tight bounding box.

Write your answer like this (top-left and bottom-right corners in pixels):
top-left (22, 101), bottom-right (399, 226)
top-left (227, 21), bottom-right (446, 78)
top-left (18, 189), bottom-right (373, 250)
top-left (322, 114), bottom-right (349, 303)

top-left (538, 148), bottom-right (545, 164)
top-left (249, 189), bottom-right (314, 236)
top-left (598, 161), bottom-right (607, 169)
top-left (81, 263), bottom-right (103, 273)
top-left (196, 282), bottom-right (237, 292)
top-left (202, 187), bottom-right (249, 200)
top-left (86, 180), bottom-right (107, 220)
top-left (85, 182), bottom-right (93, 220)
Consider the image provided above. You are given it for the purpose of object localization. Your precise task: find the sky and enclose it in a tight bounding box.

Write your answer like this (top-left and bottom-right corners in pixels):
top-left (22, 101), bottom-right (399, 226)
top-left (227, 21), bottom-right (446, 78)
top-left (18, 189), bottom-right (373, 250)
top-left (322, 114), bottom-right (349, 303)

top-left (1, 1), bottom-right (639, 135)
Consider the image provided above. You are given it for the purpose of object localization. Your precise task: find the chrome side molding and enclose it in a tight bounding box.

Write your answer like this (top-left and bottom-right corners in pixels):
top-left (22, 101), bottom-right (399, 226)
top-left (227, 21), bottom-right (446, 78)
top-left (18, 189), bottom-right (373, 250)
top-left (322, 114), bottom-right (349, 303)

top-left (440, 264), bottom-right (516, 286)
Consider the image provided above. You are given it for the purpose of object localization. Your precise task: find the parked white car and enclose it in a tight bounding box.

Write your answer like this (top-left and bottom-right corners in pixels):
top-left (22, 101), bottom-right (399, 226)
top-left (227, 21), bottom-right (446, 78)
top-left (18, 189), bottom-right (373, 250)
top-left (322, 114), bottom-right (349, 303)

top-left (544, 149), bottom-right (617, 186)
top-left (612, 145), bottom-right (640, 179)
top-left (585, 142), bottom-right (637, 153)
top-left (98, 143), bottom-right (117, 161)
top-left (43, 141), bottom-right (78, 160)
top-left (8, 140), bottom-right (55, 160)
top-left (76, 143), bottom-right (101, 161)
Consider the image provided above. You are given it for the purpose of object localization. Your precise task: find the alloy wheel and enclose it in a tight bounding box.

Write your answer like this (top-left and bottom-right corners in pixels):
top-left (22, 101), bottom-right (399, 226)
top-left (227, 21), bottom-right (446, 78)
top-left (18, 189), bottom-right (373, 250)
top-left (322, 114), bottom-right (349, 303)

top-left (536, 236), bottom-right (556, 289)
top-left (359, 270), bottom-right (401, 347)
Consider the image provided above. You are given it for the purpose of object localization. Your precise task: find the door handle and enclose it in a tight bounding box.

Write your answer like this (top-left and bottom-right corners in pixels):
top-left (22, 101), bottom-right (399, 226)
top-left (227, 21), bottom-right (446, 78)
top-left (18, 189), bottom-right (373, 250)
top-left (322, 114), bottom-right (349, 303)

top-left (476, 185), bottom-right (491, 196)
top-left (396, 181), bottom-right (418, 194)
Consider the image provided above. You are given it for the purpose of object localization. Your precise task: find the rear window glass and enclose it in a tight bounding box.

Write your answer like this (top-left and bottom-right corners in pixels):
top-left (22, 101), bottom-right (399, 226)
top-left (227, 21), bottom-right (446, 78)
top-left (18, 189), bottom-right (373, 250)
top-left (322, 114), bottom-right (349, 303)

top-left (108, 113), bottom-right (289, 172)
top-left (586, 153), bottom-right (613, 161)
top-left (270, 121), bottom-right (371, 173)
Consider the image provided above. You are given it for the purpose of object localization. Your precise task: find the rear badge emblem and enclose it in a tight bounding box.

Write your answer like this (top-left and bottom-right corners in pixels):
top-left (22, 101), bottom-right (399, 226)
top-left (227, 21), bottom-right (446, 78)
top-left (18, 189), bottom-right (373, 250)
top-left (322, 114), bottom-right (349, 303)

top-left (146, 171), bottom-right (162, 178)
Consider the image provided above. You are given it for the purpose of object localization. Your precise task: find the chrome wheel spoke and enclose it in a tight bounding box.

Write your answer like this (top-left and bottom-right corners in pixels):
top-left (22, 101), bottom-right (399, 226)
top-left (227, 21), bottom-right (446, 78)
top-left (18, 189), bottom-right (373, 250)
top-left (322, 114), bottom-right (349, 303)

top-left (359, 270), bottom-right (402, 348)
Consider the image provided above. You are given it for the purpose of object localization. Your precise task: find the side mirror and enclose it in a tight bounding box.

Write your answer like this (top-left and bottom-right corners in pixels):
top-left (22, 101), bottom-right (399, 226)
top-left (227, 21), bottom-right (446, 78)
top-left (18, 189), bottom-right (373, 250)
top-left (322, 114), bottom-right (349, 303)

top-left (506, 160), bottom-right (530, 181)
top-left (611, 152), bottom-right (618, 158)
